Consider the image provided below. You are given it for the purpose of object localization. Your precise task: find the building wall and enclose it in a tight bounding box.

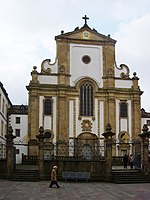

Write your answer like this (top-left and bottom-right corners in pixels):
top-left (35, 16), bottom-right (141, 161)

top-left (0, 83), bottom-right (11, 158)
top-left (8, 109), bottom-right (28, 164)
top-left (70, 44), bottom-right (103, 87)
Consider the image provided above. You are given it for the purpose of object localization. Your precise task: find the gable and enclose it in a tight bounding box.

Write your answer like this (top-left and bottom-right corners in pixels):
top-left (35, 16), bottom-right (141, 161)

top-left (55, 25), bottom-right (116, 44)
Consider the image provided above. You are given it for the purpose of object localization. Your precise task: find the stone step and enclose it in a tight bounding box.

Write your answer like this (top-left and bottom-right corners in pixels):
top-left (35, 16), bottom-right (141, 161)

top-left (112, 169), bottom-right (150, 184)
top-left (11, 169), bottom-right (39, 182)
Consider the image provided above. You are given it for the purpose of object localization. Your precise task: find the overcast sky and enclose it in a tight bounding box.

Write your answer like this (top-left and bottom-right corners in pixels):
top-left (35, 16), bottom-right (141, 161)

top-left (0, 0), bottom-right (150, 111)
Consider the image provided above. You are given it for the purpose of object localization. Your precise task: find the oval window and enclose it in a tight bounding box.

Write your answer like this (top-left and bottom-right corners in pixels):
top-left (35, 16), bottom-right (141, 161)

top-left (82, 55), bottom-right (91, 64)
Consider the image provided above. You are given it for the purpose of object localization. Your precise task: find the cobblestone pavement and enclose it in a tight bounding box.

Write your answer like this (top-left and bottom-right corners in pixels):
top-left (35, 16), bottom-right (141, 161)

top-left (0, 180), bottom-right (149, 200)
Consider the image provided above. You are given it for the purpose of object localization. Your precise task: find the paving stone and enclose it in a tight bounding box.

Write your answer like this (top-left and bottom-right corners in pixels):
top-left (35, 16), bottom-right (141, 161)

top-left (0, 180), bottom-right (149, 200)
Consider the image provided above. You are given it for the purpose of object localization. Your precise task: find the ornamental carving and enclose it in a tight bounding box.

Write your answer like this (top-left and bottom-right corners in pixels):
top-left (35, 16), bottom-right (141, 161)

top-left (115, 62), bottom-right (130, 78)
top-left (43, 129), bottom-right (54, 142)
top-left (108, 68), bottom-right (114, 77)
top-left (41, 59), bottom-right (52, 74)
top-left (118, 132), bottom-right (130, 143)
top-left (59, 65), bottom-right (65, 73)
top-left (81, 120), bottom-right (92, 131)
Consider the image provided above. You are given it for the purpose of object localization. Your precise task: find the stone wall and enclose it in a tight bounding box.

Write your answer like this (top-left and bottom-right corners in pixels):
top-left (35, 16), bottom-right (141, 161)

top-left (44, 159), bottom-right (107, 181)
top-left (0, 159), bottom-right (7, 178)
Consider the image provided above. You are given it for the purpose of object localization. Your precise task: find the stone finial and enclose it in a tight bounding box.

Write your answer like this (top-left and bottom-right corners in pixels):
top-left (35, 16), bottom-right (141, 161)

top-left (36, 126), bottom-right (44, 142)
top-left (5, 126), bottom-right (16, 143)
top-left (132, 72), bottom-right (139, 80)
top-left (30, 66), bottom-right (39, 83)
top-left (106, 123), bottom-right (112, 132)
top-left (142, 124), bottom-right (149, 133)
top-left (8, 126), bottom-right (13, 135)
top-left (102, 123), bottom-right (115, 139)
top-left (32, 66), bottom-right (38, 74)
top-left (139, 124), bottom-right (150, 140)
top-left (39, 126), bottom-right (44, 134)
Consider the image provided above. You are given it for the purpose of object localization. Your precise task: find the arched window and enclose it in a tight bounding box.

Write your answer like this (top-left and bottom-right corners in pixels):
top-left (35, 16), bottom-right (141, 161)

top-left (80, 82), bottom-right (94, 116)
top-left (120, 102), bottom-right (127, 117)
top-left (44, 98), bottom-right (53, 115)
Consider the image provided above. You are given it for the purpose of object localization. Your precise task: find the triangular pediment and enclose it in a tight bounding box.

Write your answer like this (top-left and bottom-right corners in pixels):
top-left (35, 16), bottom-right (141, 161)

top-left (55, 25), bottom-right (116, 44)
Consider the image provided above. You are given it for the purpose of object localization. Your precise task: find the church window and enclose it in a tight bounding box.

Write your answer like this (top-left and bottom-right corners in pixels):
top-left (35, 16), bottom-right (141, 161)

top-left (80, 83), bottom-right (93, 116)
top-left (44, 98), bottom-right (53, 115)
top-left (82, 55), bottom-right (91, 64)
top-left (120, 102), bottom-right (127, 117)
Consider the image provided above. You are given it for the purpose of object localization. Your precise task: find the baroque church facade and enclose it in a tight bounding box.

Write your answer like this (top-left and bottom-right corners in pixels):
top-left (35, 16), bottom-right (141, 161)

top-left (26, 16), bottom-right (142, 159)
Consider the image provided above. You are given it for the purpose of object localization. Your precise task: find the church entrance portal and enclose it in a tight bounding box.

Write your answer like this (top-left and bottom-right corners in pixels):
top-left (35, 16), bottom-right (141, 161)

top-left (75, 132), bottom-right (99, 160)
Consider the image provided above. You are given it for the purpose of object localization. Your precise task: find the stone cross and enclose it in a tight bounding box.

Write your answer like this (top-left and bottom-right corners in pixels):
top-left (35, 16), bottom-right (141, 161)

top-left (82, 15), bottom-right (89, 25)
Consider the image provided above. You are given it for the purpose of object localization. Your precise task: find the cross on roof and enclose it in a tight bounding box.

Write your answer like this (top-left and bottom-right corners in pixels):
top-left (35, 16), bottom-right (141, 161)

top-left (82, 15), bottom-right (89, 25)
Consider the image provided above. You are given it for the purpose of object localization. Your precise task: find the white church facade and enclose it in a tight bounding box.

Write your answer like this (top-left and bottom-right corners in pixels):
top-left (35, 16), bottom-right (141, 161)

top-left (26, 16), bottom-right (142, 158)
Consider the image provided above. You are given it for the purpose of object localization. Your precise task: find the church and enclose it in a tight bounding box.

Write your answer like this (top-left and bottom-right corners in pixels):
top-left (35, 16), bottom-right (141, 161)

top-left (26, 16), bottom-right (142, 159)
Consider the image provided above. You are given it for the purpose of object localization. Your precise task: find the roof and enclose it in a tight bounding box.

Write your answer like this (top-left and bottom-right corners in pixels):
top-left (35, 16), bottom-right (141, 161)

top-left (0, 82), bottom-right (12, 106)
top-left (55, 16), bottom-right (116, 44)
top-left (141, 108), bottom-right (150, 118)
top-left (8, 104), bottom-right (28, 114)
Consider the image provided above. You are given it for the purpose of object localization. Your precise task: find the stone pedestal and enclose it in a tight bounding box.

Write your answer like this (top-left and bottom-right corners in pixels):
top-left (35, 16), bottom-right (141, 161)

top-left (102, 124), bottom-right (115, 181)
top-left (138, 124), bottom-right (150, 174)
top-left (36, 126), bottom-right (44, 180)
top-left (5, 126), bottom-right (16, 179)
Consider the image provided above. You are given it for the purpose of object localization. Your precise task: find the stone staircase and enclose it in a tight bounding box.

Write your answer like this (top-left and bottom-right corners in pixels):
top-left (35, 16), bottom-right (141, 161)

top-left (11, 165), bottom-right (39, 182)
top-left (112, 169), bottom-right (150, 184)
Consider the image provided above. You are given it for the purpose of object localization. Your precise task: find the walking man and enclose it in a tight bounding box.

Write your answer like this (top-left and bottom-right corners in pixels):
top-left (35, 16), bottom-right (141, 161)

top-left (49, 166), bottom-right (60, 188)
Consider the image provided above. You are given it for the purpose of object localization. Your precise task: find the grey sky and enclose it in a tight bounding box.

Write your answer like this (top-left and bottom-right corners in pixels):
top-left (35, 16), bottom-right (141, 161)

top-left (0, 0), bottom-right (150, 111)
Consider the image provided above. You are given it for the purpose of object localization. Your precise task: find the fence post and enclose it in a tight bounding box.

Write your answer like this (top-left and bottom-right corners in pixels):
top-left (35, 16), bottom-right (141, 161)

top-left (102, 123), bottom-right (115, 181)
top-left (5, 126), bottom-right (16, 179)
top-left (138, 124), bottom-right (150, 174)
top-left (36, 126), bottom-right (45, 180)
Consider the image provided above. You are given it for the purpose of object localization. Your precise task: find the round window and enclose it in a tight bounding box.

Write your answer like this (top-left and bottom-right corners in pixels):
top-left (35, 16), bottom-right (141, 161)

top-left (82, 55), bottom-right (91, 64)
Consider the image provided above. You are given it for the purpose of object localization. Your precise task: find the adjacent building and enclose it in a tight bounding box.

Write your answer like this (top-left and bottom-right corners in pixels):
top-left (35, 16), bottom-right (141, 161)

top-left (8, 105), bottom-right (28, 164)
top-left (0, 82), bottom-right (12, 158)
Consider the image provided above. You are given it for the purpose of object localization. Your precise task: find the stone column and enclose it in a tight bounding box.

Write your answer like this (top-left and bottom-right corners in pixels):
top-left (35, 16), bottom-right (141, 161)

top-left (102, 123), bottom-right (115, 181)
top-left (36, 126), bottom-right (45, 180)
top-left (5, 126), bottom-right (16, 179)
top-left (138, 124), bottom-right (150, 174)
top-left (27, 66), bottom-right (39, 156)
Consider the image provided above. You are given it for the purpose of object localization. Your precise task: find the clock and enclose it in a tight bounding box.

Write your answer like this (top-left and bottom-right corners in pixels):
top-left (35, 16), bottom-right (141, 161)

top-left (82, 31), bottom-right (90, 39)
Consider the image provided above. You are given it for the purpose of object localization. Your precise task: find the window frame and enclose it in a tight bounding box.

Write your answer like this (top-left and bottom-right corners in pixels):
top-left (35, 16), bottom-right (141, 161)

top-left (15, 129), bottom-right (20, 137)
top-left (79, 82), bottom-right (94, 117)
top-left (16, 117), bottom-right (21, 124)
top-left (44, 98), bottom-right (53, 116)
top-left (120, 101), bottom-right (128, 118)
